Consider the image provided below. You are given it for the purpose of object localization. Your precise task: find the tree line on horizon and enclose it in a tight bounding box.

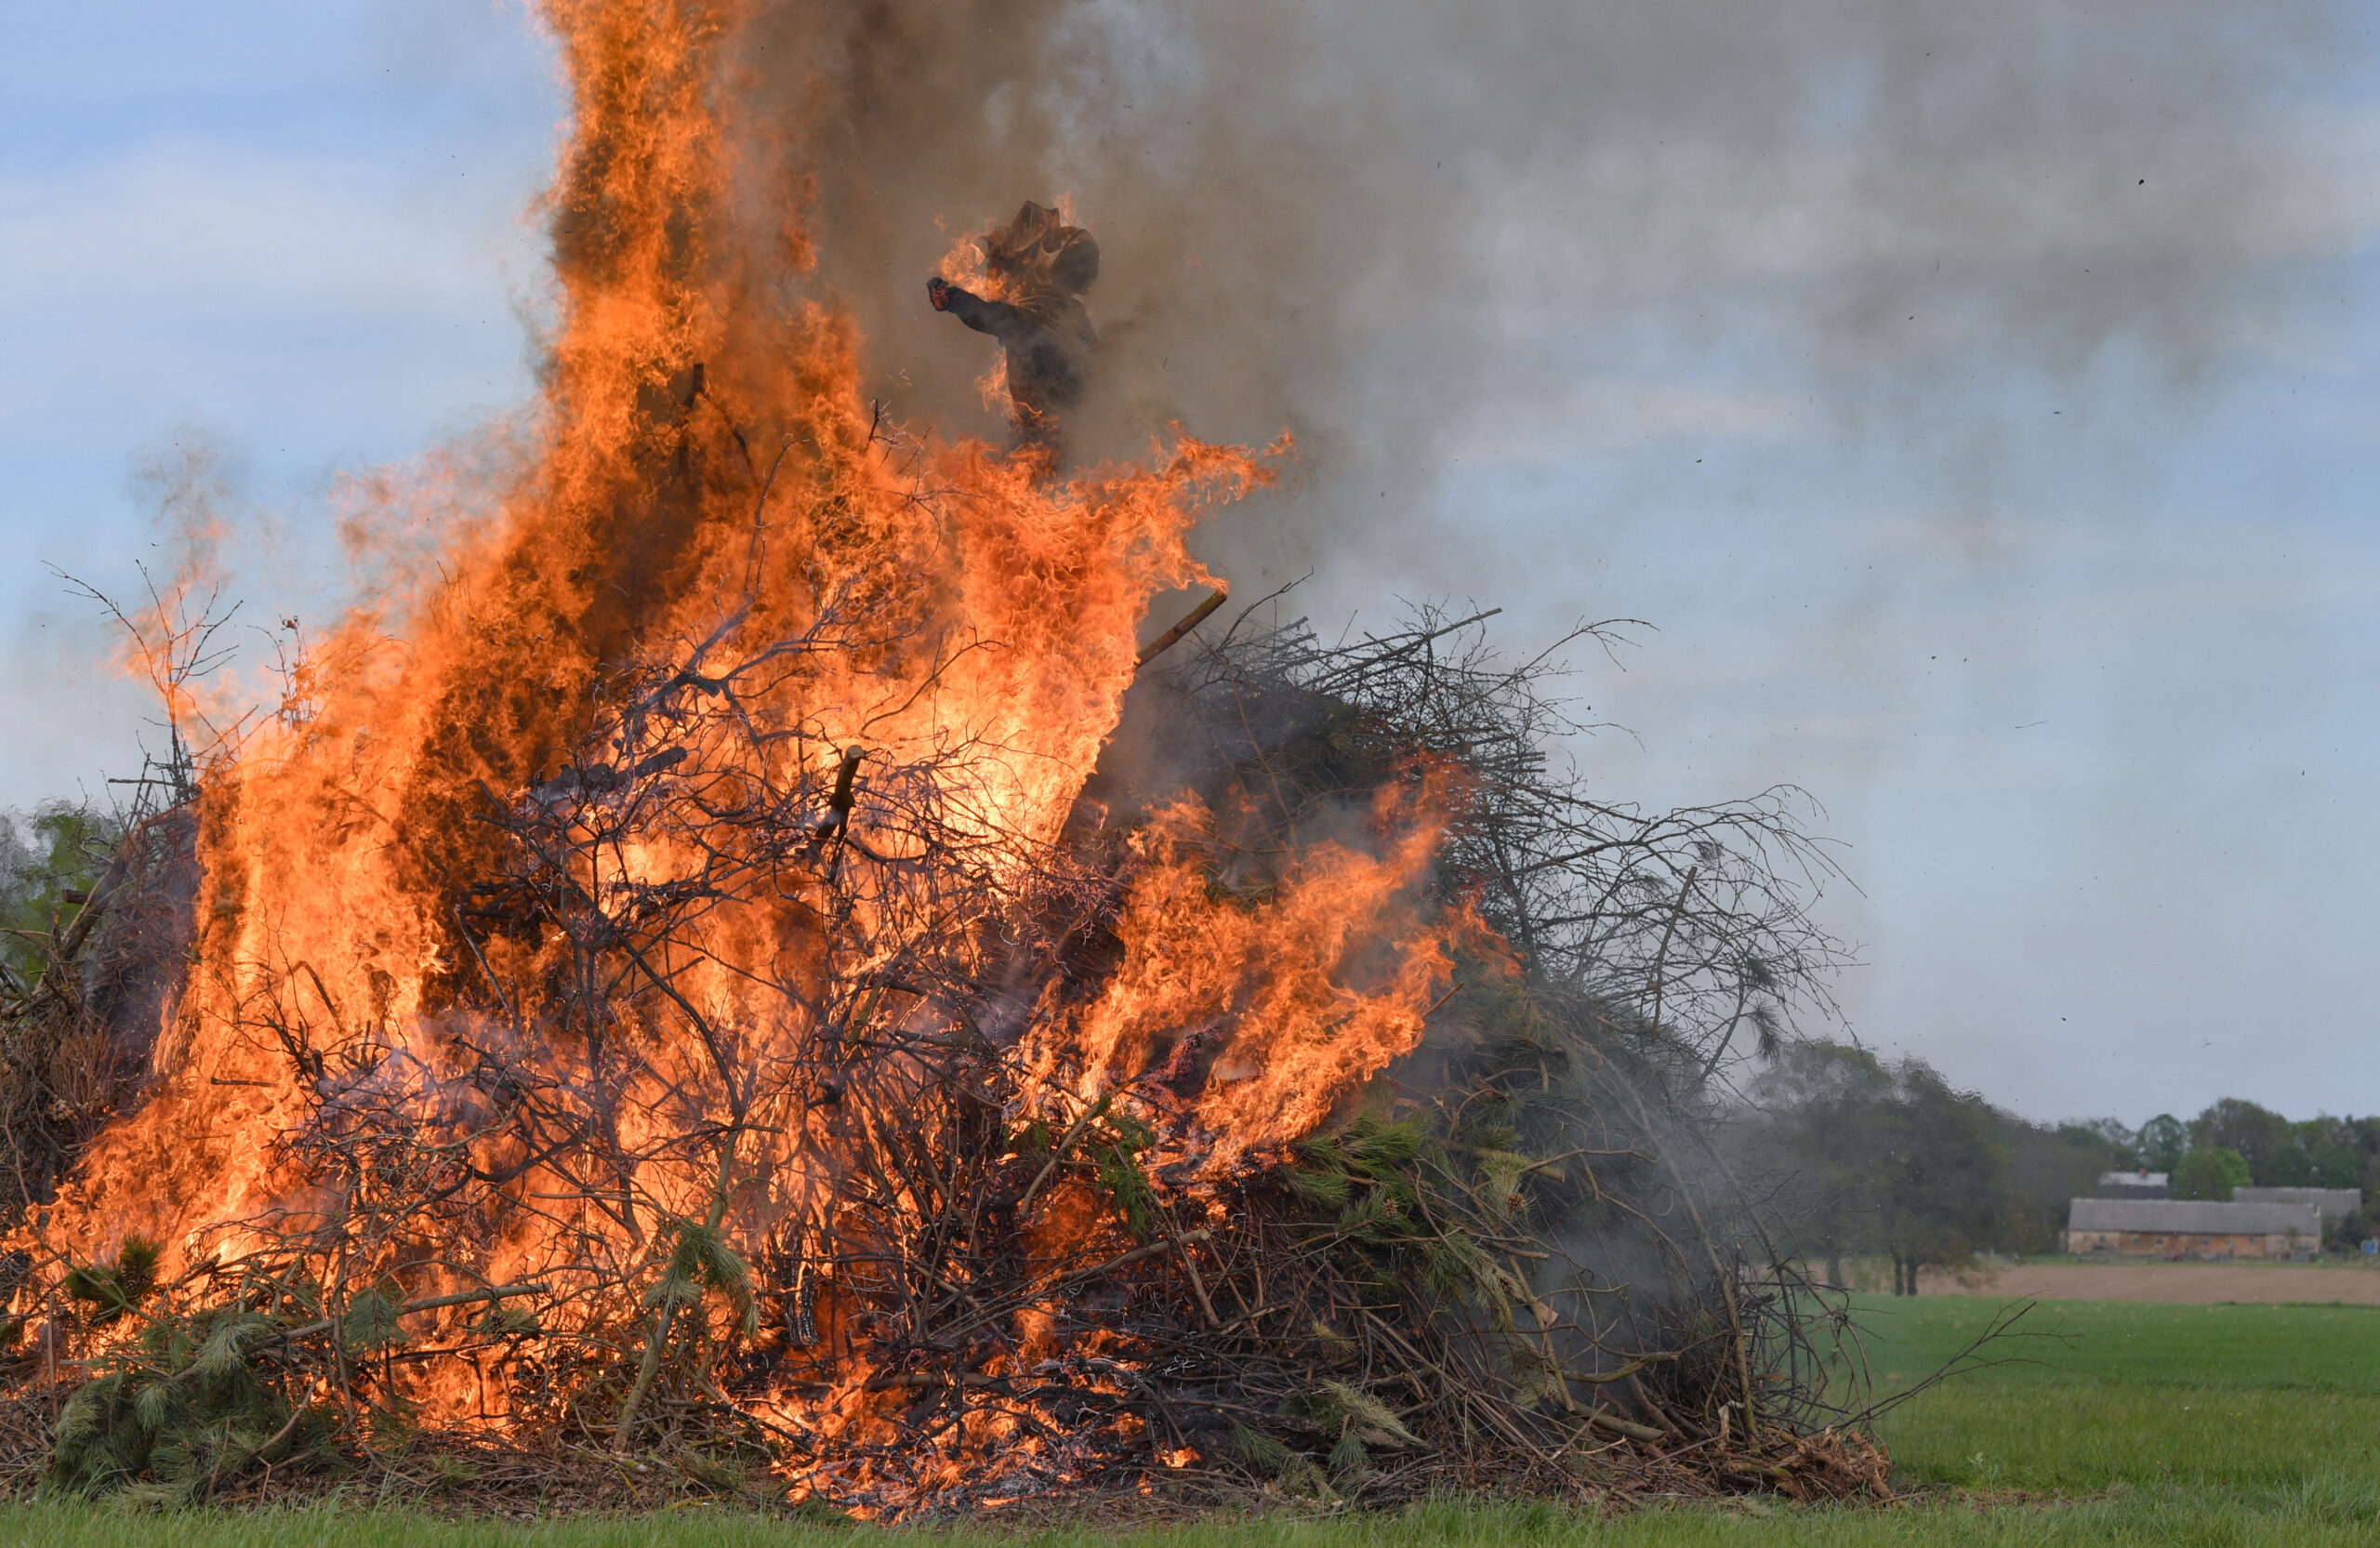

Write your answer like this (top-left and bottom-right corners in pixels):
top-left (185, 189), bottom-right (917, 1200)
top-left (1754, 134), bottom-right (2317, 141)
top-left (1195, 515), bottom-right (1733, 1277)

top-left (1734, 1041), bottom-right (2378, 1295)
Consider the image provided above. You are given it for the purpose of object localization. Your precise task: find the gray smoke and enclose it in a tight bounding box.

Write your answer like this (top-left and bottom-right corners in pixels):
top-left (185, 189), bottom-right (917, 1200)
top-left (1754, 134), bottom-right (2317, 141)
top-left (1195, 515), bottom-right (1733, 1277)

top-left (729, 0), bottom-right (2351, 591)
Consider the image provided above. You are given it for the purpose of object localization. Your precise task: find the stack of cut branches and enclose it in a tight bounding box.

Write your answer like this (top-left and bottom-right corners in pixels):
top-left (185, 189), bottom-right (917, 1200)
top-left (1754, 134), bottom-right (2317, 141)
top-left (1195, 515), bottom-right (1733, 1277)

top-left (0, 593), bottom-right (1883, 1515)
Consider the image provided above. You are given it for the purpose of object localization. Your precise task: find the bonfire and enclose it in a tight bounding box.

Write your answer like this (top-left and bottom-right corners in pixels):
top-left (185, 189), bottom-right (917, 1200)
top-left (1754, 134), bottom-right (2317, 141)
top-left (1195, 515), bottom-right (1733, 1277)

top-left (0, 0), bottom-right (1881, 1515)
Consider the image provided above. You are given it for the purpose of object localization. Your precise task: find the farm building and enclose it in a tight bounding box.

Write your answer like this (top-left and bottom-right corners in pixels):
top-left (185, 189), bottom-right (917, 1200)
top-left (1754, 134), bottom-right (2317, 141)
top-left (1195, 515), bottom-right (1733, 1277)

top-left (2063, 1197), bottom-right (2321, 1261)
top-left (2096, 1170), bottom-right (2170, 1199)
top-left (2233, 1186), bottom-right (2363, 1221)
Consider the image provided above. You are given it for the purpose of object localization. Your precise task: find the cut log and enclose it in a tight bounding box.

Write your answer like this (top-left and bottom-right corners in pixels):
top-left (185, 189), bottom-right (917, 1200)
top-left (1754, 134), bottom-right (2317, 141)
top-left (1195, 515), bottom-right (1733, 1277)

top-left (1135, 588), bottom-right (1228, 668)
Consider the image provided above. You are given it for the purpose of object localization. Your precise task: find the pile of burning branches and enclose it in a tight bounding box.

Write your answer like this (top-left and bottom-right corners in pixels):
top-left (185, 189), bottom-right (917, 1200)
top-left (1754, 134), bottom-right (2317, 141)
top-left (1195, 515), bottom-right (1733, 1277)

top-left (0, 0), bottom-right (1891, 1509)
top-left (0, 586), bottom-right (1884, 1514)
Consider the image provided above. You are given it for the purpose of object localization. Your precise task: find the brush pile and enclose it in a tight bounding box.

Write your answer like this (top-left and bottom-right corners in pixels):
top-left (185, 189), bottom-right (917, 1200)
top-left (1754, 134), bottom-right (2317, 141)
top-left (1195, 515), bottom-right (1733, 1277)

top-left (0, 595), bottom-right (1884, 1514)
top-left (0, 0), bottom-right (1886, 1514)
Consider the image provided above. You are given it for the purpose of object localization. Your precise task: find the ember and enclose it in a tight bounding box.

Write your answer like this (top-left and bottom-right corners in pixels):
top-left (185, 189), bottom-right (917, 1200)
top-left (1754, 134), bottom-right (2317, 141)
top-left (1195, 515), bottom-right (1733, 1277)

top-left (0, 0), bottom-right (1874, 1515)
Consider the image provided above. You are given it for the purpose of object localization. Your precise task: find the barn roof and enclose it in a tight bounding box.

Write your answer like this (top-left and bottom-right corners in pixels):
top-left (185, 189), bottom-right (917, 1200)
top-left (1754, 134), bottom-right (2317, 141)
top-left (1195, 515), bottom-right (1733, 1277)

top-left (2067, 1197), bottom-right (2321, 1235)
top-left (2234, 1187), bottom-right (2363, 1220)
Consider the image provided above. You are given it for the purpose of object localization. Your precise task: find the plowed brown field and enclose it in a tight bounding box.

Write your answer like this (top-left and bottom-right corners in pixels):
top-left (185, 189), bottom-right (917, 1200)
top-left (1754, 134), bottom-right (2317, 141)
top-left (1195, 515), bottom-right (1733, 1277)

top-left (1916, 1261), bottom-right (2380, 1303)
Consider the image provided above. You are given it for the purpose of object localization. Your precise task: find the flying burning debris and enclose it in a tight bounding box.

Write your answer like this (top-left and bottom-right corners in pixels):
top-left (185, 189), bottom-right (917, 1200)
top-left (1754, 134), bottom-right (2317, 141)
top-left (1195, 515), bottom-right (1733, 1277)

top-left (929, 199), bottom-right (1102, 456)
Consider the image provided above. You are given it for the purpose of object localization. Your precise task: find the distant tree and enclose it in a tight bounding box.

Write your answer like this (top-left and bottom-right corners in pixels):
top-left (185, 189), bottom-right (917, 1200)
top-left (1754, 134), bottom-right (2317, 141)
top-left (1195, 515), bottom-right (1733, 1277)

top-left (2172, 1146), bottom-right (2251, 1201)
top-left (1875, 1065), bottom-right (2009, 1294)
top-left (1742, 1041), bottom-right (1895, 1287)
top-left (2269, 1118), bottom-right (2362, 1191)
top-left (2332, 1212), bottom-right (2371, 1254)
top-left (2346, 1118), bottom-right (2380, 1206)
top-left (2003, 1120), bottom-right (2119, 1250)
top-left (2136, 1114), bottom-right (2188, 1173)
top-left (1745, 1041), bottom-right (2009, 1295)
top-left (2057, 1118), bottom-right (2137, 1173)
top-left (2258, 1129), bottom-right (2310, 1186)
top-left (2307, 1124), bottom-right (2361, 1190)
top-left (2190, 1099), bottom-right (2294, 1184)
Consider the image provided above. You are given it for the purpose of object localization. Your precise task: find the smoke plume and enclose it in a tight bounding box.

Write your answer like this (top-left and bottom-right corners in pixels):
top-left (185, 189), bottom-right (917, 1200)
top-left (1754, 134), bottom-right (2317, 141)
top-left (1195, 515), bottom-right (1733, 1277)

top-left (725, 0), bottom-right (2352, 590)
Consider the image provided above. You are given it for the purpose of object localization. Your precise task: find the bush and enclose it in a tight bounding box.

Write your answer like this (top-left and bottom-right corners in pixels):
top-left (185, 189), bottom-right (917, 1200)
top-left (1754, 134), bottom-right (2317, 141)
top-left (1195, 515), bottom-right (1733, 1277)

top-left (2173, 1146), bottom-right (2251, 1201)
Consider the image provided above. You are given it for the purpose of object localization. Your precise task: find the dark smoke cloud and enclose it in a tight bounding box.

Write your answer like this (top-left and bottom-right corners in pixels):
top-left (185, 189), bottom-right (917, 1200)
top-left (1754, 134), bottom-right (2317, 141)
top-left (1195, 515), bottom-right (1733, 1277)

top-left (730, 0), bottom-right (2350, 589)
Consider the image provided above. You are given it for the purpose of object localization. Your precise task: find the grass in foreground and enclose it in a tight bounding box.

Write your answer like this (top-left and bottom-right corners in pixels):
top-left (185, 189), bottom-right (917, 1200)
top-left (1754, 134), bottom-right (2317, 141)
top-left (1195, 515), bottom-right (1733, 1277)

top-left (5, 1488), bottom-right (2380, 1548)
top-left (7, 1294), bottom-right (2377, 1544)
top-left (1852, 1294), bottom-right (2380, 1492)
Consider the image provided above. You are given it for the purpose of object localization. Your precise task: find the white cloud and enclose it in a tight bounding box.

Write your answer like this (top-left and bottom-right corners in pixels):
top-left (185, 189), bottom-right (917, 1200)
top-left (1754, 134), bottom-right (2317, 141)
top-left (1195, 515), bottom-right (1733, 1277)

top-left (0, 136), bottom-right (549, 462)
top-left (0, 136), bottom-right (546, 337)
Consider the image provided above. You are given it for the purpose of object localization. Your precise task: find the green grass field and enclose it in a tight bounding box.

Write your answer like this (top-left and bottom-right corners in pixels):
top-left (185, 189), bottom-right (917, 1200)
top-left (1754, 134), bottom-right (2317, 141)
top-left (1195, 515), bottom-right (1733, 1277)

top-left (6, 1294), bottom-right (2377, 1545)
top-left (1856, 1294), bottom-right (2380, 1494)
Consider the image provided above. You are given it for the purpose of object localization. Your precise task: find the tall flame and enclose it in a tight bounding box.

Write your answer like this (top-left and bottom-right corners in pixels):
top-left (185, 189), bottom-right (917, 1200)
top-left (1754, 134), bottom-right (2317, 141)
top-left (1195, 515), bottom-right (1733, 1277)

top-left (35, 0), bottom-right (1460, 1351)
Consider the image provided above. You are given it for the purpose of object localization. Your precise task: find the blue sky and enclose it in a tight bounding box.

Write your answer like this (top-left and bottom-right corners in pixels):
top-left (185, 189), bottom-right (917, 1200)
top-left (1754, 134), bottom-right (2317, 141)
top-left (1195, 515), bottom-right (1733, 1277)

top-left (3, 1), bottom-right (2375, 1128)
top-left (0, 0), bottom-right (558, 797)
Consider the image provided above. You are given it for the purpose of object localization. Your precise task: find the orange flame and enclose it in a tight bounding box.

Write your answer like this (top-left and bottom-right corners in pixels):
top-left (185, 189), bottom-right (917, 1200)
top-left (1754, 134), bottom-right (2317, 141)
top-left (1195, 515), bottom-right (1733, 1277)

top-left (1034, 779), bottom-right (1467, 1168)
top-left (30, 0), bottom-right (1474, 1453)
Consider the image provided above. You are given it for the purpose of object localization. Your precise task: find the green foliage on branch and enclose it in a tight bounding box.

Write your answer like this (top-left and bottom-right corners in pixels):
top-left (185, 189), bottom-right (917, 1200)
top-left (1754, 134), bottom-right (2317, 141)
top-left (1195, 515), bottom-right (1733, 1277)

top-left (647, 1218), bottom-right (758, 1339)
top-left (1090, 1109), bottom-right (1157, 1240)
top-left (47, 1301), bottom-right (336, 1504)
top-left (0, 801), bottom-right (122, 991)
top-left (60, 1236), bottom-right (163, 1328)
